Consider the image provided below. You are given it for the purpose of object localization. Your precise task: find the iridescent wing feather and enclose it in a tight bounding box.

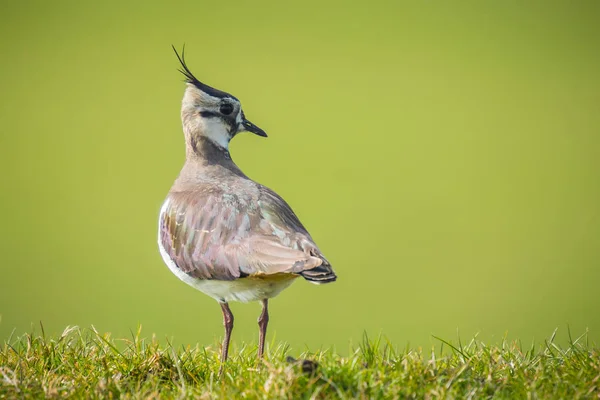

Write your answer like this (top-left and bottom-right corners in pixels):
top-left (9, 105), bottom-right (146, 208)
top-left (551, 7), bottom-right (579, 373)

top-left (159, 186), bottom-right (333, 281)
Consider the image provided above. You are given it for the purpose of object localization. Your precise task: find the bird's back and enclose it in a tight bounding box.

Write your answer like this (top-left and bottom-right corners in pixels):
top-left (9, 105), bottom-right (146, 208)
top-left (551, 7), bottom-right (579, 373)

top-left (159, 148), bottom-right (336, 284)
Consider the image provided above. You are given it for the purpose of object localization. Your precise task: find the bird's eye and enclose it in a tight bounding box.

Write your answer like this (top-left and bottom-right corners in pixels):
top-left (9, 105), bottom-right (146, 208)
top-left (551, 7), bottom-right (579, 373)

top-left (220, 103), bottom-right (234, 115)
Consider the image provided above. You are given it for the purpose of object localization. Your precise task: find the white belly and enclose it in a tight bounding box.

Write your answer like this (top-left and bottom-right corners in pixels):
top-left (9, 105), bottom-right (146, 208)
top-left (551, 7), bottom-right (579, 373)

top-left (159, 235), bottom-right (297, 303)
top-left (191, 276), bottom-right (297, 303)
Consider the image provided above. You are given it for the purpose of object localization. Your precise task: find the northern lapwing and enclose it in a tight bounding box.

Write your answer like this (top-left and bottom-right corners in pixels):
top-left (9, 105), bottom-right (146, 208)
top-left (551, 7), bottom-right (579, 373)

top-left (158, 46), bottom-right (337, 368)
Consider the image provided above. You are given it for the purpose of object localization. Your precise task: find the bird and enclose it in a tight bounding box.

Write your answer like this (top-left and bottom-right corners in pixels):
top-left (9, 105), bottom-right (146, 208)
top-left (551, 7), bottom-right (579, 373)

top-left (158, 46), bottom-right (337, 367)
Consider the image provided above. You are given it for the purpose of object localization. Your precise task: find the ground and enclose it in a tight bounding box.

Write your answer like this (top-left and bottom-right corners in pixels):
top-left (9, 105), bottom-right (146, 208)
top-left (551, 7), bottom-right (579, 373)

top-left (1, 326), bottom-right (598, 399)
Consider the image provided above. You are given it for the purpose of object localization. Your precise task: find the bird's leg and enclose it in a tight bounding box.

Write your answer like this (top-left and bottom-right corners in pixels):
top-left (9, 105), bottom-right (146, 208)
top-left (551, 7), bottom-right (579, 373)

top-left (220, 302), bottom-right (234, 366)
top-left (257, 299), bottom-right (269, 359)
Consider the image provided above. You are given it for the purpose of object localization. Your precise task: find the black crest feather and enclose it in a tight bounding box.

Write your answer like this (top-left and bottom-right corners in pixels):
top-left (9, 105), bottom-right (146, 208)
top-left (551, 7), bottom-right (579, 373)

top-left (171, 45), bottom-right (237, 100)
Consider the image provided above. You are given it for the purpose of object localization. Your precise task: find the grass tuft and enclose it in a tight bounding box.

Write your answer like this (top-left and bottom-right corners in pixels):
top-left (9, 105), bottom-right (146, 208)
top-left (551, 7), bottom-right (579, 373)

top-left (1, 326), bottom-right (599, 398)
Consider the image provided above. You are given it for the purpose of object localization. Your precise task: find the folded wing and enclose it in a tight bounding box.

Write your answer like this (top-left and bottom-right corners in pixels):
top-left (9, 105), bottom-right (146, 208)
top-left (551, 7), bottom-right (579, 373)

top-left (159, 186), bottom-right (335, 282)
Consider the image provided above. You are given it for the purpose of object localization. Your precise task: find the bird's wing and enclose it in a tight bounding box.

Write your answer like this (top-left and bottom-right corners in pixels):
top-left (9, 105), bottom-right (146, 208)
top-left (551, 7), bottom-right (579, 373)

top-left (159, 187), bottom-right (330, 281)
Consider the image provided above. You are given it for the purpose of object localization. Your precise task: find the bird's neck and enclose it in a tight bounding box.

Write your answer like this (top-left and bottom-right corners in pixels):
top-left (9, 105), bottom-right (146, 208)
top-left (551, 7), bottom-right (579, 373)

top-left (182, 136), bottom-right (246, 179)
top-left (186, 134), bottom-right (229, 159)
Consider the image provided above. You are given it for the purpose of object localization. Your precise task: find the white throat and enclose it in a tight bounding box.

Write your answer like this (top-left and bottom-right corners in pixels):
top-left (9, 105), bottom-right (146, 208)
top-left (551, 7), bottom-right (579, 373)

top-left (202, 118), bottom-right (231, 149)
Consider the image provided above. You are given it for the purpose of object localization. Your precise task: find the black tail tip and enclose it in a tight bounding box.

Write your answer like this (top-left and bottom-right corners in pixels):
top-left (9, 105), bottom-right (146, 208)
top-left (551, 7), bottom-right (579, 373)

top-left (300, 265), bottom-right (337, 284)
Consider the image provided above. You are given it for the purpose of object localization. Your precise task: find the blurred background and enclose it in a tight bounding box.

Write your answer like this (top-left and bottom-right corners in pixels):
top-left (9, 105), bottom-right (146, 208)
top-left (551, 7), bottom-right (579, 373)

top-left (1, 1), bottom-right (599, 352)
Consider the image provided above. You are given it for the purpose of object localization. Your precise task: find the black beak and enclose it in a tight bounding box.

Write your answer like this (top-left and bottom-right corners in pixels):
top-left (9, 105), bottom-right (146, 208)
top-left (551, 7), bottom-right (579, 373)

top-left (242, 119), bottom-right (267, 137)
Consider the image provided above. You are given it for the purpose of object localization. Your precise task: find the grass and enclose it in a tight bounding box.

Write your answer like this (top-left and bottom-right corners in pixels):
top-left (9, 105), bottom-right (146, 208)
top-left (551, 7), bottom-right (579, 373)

top-left (0, 326), bottom-right (598, 399)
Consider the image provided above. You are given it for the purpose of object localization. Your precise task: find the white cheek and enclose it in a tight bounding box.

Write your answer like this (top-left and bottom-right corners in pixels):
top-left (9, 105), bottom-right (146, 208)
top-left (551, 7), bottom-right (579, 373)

top-left (202, 118), bottom-right (231, 149)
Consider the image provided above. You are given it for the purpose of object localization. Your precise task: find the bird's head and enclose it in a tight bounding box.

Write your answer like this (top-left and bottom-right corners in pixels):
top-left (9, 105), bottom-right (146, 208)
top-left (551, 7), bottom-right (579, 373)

top-left (173, 46), bottom-right (266, 153)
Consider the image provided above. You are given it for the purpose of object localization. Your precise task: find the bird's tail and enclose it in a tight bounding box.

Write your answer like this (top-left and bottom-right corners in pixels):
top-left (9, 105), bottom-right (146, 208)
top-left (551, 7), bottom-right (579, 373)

top-left (300, 264), bottom-right (337, 284)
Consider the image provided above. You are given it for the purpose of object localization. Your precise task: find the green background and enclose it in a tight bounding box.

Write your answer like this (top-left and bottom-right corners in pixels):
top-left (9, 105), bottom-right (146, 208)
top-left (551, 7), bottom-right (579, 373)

top-left (1, 1), bottom-right (599, 352)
